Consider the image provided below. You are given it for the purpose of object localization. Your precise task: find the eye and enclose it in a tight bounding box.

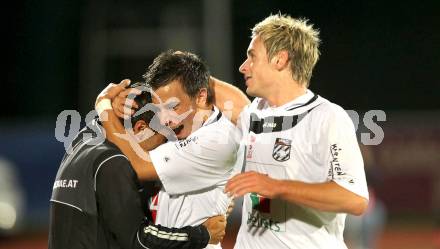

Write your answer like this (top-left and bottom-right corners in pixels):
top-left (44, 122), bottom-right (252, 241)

top-left (248, 50), bottom-right (256, 59)
top-left (165, 99), bottom-right (180, 110)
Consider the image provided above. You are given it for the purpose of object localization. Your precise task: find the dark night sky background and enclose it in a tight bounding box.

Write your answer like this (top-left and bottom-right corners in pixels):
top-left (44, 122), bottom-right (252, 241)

top-left (4, 0), bottom-right (440, 120)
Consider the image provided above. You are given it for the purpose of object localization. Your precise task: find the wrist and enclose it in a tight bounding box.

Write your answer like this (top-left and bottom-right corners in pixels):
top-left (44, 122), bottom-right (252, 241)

top-left (96, 98), bottom-right (112, 117)
top-left (189, 225), bottom-right (210, 248)
top-left (273, 179), bottom-right (288, 199)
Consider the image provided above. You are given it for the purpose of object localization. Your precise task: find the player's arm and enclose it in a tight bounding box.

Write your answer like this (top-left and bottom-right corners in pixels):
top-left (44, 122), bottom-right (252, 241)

top-left (95, 79), bottom-right (159, 181)
top-left (209, 77), bottom-right (250, 125)
top-left (96, 155), bottom-right (225, 249)
top-left (226, 173), bottom-right (367, 216)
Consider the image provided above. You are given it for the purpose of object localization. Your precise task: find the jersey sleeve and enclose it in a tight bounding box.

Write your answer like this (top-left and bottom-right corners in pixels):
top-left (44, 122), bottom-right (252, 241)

top-left (95, 155), bottom-right (210, 249)
top-left (149, 123), bottom-right (240, 195)
top-left (319, 105), bottom-right (369, 200)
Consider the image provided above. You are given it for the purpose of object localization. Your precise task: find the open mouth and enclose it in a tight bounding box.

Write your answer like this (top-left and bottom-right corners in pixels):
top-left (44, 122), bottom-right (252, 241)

top-left (172, 125), bottom-right (184, 135)
top-left (244, 76), bottom-right (252, 84)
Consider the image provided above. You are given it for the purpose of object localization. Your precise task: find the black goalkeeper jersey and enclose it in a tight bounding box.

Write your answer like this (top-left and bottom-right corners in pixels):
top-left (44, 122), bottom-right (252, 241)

top-left (48, 119), bottom-right (209, 249)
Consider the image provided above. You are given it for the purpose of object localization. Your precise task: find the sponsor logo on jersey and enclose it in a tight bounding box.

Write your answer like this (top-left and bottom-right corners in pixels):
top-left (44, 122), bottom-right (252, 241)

top-left (250, 192), bottom-right (271, 213)
top-left (272, 138), bottom-right (292, 162)
top-left (149, 194), bottom-right (159, 223)
top-left (329, 143), bottom-right (346, 178)
top-left (248, 193), bottom-right (285, 232)
top-left (246, 135), bottom-right (256, 159)
top-left (53, 179), bottom-right (78, 189)
top-left (262, 122), bottom-right (277, 128)
top-left (175, 136), bottom-right (198, 149)
top-left (247, 211), bottom-right (281, 232)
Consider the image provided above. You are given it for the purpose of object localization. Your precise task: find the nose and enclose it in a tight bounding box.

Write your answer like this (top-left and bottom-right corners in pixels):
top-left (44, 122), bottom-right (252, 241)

top-left (158, 108), bottom-right (173, 127)
top-left (239, 58), bottom-right (249, 74)
top-left (158, 107), bottom-right (183, 128)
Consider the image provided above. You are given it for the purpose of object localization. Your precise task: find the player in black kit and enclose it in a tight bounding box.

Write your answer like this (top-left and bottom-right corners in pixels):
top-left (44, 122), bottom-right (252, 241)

top-left (49, 83), bottom-right (225, 249)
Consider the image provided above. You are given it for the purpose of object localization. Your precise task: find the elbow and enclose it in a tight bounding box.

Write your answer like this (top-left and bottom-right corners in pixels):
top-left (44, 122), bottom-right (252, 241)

top-left (347, 197), bottom-right (369, 216)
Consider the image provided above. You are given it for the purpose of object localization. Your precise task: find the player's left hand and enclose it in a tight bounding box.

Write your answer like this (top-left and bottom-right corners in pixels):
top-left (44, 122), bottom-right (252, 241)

top-left (95, 79), bottom-right (142, 107)
top-left (225, 171), bottom-right (281, 199)
top-left (112, 87), bottom-right (141, 119)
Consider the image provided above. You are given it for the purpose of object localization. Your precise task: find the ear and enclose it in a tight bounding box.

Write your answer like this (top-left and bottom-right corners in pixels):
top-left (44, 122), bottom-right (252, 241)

top-left (195, 88), bottom-right (209, 109)
top-left (272, 50), bottom-right (289, 70)
top-left (133, 120), bottom-right (147, 134)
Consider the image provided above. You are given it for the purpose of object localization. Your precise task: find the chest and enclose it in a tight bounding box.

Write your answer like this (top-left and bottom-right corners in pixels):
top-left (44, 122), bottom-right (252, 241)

top-left (244, 120), bottom-right (326, 183)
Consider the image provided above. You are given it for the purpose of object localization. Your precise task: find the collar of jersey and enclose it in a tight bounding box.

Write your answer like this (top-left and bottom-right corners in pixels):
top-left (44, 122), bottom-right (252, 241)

top-left (202, 105), bottom-right (222, 127)
top-left (270, 89), bottom-right (315, 111)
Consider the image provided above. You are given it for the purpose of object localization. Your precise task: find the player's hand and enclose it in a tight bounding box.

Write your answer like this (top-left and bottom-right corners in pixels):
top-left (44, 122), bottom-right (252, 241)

top-left (225, 171), bottom-right (281, 199)
top-left (112, 87), bottom-right (140, 119)
top-left (202, 215), bottom-right (226, 244)
top-left (96, 79), bottom-right (134, 105)
top-left (95, 79), bottom-right (134, 118)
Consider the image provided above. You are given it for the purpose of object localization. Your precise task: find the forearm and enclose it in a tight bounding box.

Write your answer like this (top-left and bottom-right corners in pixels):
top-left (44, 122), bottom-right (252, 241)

top-left (137, 220), bottom-right (210, 249)
top-left (99, 108), bottom-right (158, 181)
top-left (276, 180), bottom-right (368, 216)
top-left (210, 77), bottom-right (250, 124)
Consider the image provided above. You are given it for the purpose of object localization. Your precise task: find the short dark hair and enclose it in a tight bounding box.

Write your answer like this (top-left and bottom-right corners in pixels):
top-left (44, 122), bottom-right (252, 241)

top-left (142, 50), bottom-right (213, 104)
top-left (124, 82), bottom-right (155, 127)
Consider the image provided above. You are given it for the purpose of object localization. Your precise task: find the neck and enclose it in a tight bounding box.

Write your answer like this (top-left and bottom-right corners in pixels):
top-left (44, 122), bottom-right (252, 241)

top-left (196, 104), bottom-right (214, 125)
top-left (265, 80), bottom-right (307, 107)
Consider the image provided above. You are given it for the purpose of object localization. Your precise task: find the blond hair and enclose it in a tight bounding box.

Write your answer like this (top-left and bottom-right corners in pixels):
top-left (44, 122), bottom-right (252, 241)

top-left (252, 14), bottom-right (321, 86)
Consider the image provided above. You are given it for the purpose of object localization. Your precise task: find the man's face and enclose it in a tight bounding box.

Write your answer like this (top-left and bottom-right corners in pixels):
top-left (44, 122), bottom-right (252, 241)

top-left (239, 35), bottom-right (276, 98)
top-left (152, 79), bottom-right (197, 140)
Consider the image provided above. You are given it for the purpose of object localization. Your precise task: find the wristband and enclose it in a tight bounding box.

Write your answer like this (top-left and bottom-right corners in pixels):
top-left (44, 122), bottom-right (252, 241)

top-left (96, 99), bottom-right (112, 116)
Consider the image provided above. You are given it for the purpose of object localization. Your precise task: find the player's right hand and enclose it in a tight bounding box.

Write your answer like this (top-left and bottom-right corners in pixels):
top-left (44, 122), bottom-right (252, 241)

top-left (96, 79), bottom-right (132, 105)
top-left (202, 215), bottom-right (226, 244)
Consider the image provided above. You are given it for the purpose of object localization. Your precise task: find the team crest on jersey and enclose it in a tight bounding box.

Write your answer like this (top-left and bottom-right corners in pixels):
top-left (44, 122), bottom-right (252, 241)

top-left (272, 138), bottom-right (292, 162)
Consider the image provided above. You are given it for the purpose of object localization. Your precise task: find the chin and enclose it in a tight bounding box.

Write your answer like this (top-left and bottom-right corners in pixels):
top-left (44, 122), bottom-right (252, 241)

top-left (175, 130), bottom-right (188, 140)
top-left (177, 134), bottom-right (188, 140)
top-left (246, 87), bottom-right (259, 97)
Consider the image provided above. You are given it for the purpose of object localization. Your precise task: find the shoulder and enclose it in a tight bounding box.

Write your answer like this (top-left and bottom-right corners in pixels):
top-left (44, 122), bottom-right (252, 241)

top-left (202, 116), bottom-right (241, 145)
top-left (239, 98), bottom-right (264, 126)
top-left (311, 97), bottom-right (350, 121)
top-left (309, 97), bottom-right (356, 134)
top-left (92, 143), bottom-right (130, 179)
top-left (247, 97), bottom-right (267, 111)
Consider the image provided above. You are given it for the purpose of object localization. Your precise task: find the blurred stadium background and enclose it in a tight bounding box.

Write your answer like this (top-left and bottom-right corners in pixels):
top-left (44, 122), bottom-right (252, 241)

top-left (2, 0), bottom-right (439, 249)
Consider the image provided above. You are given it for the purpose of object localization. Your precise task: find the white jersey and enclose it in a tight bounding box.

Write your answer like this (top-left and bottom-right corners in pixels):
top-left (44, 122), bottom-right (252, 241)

top-left (234, 90), bottom-right (369, 249)
top-left (149, 106), bottom-right (243, 249)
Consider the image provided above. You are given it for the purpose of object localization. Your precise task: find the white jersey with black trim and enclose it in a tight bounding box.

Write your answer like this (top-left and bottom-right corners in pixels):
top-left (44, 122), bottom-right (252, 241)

top-left (234, 90), bottom-right (369, 249)
top-left (149, 105), bottom-right (243, 249)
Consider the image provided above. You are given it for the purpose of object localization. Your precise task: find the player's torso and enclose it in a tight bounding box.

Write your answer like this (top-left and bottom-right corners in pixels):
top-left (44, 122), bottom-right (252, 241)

top-left (156, 187), bottom-right (230, 226)
top-left (153, 111), bottom-right (240, 249)
top-left (50, 121), bottom-right (128, 249)
top-left (236, 96), bottom-right (347, 249)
